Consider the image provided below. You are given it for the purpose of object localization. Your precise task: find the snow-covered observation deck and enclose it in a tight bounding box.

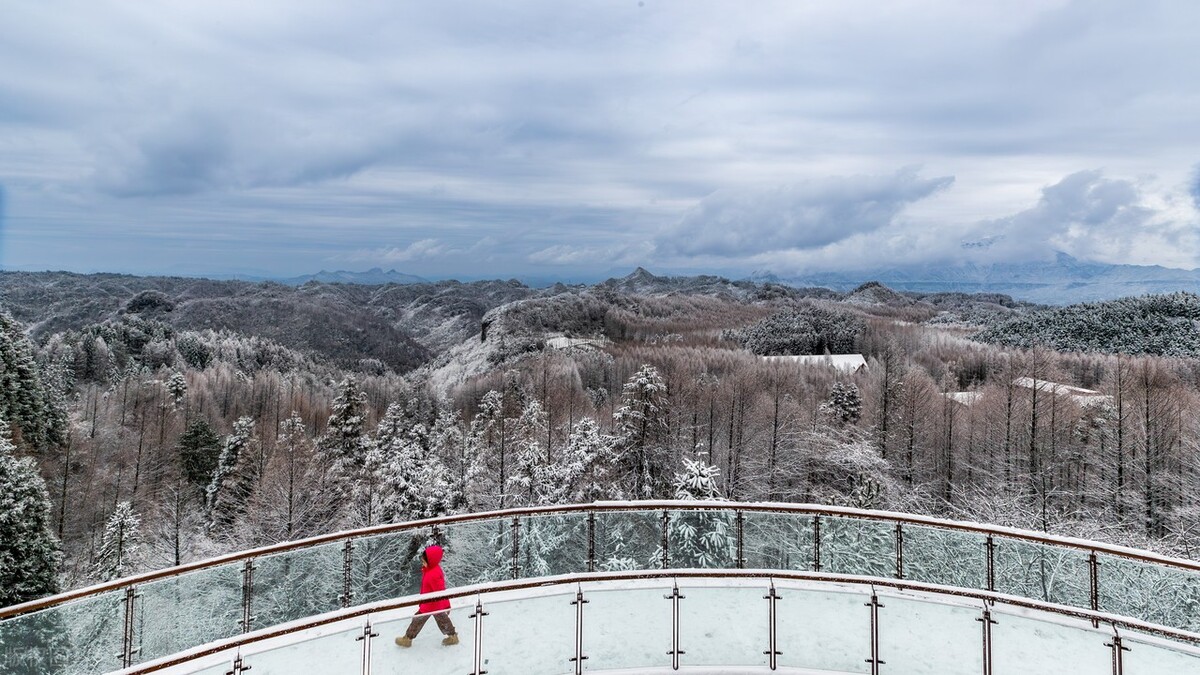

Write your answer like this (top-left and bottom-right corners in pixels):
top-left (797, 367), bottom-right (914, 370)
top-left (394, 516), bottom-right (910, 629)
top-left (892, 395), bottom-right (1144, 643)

top-left (3, 501), bottom-right (1200, 674)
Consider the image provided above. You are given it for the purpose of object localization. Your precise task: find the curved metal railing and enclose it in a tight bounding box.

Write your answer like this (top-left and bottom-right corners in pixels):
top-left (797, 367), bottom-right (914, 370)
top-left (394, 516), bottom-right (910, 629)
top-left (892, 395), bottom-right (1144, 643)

top-left (4, 501), bottom-right (1200, 674)
top-left (116, 570), bottom-right (1200, 675)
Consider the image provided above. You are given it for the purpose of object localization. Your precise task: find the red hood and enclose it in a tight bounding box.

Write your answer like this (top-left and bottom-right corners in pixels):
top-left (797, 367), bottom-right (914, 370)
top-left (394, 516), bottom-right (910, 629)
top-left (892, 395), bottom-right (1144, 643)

top-left (424, 545), bottom-right (444, 567)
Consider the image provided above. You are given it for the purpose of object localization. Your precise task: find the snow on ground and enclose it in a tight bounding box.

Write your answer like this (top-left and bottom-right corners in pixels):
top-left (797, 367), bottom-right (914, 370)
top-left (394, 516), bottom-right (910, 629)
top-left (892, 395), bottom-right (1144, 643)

top-left (116, 577), bottom-right (1200, 675)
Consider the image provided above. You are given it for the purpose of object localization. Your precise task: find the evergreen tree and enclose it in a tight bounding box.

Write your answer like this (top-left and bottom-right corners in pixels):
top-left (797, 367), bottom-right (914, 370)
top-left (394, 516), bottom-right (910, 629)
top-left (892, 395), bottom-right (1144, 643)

top-left (612, 364), bottom-right (671, 498)
top-left (178, 418), bottom-right (221, 487)
top-left (206, 417), bottom-right (261, 533)
top-left (0, 418), bottom-right (62, 606)
top-left (165, 371), bottom-right (188, 409)
top-left (319, 378), bottom-right (372, 486)
top-left (822, 381), bottom-right (863, 426)
top-left (0, 312), bottom-right (63, 451)
top-left (91, 501), bottom-right (141, 582)
top-left (670, 458), bottom-right (734, 568)
top-left (563, 417), bottom-right (615, 502)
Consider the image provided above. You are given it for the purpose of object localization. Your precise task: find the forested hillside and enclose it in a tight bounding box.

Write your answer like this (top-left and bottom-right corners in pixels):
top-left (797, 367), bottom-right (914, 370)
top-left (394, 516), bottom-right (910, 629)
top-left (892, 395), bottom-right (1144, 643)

top-left (4, 271), bottom-right (1200, 605)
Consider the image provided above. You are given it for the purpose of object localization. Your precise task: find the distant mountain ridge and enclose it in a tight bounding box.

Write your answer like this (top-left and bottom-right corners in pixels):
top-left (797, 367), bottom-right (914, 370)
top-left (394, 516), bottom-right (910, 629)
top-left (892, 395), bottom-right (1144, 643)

top-left (277, 268), bottom-right (428, 286)
top-left (758, 254), bottom-right (1200, 305)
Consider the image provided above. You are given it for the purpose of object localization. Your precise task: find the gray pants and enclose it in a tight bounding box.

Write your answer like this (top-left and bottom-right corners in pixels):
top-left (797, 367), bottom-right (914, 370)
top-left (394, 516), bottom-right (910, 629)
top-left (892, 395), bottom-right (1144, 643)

top-left (405, 611), bottom-right (456, 639)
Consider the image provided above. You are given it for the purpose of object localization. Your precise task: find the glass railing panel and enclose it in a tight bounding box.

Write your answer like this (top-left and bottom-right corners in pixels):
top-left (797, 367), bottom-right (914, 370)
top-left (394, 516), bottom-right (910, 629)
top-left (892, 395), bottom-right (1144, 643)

top-left (479, 591), bottom-right (576, 673)
top-left (516, 513), bottom-right (589, 578)
top-left (1097, 554), bottom-right (1200, 632)
top-left (903, 524), bottom-right (987, 589)
top-left (878, 595), bottom-right (983, 673)
top-left (0, 590), bottom-right (124, 675)
top-left (775, 585), bottom-right (870, 673)
top-left (742, 511), bottom-right (815, 571)
top-left (592, 510), bottom-right (662, 571)
top-left (370, 605), bottom-right (476, 675)
top-left (990, 610), bottom-right (1110, 674)
top-left (667, 509), bottom-right (737, 569)
top-left (241, 622), bottom-right (363, 674)
top-left (1122, 633), bottom-right (1200, 674)
top-left (677, 584), bottom-right (769, 667)
top-left (993, 538), bottom-right (1090, 608)
top-left (822, 516), bottom-right (894, 578)
top-left (440, 518), bottom-right (514, 584)
top-left (351, 529), bottom-right (426, 606)
top-left (581, 585), bottom-right (673, 670)
top-left (253, 542), bottom-right (344, 628)
top-left (136, 562), bottom-right (243, 664)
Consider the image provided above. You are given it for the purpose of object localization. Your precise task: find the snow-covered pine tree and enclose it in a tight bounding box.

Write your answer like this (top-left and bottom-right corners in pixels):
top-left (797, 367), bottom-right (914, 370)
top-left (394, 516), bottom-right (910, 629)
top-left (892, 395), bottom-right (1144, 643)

top-left (206, 417), bottom-right (261, 533)
top-left (669, 458), bottom-right (734, 568)
top-left (91, 501), bottom-right (141, 582)
top-left (319, 377), bottom-right (372, 481)
top-left (178, 418), bottom-right (222, 487)
top-left (562, 417), bottom-right (614, 502)
top-left (612, 364), bottom-right (671, 498)
top-left (0, 312), bottom-right (63, 451)
top-left (822, 381), bottom-right (863, 426)
top-left (0, 418), bottom-right (62, 605)
top-left (165, 371), bottom-right (188, 409)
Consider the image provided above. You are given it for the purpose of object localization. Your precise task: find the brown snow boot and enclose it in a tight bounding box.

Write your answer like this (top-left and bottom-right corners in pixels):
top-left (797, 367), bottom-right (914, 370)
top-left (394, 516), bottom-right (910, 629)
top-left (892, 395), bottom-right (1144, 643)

top-left (395, 636), bottom-right (412, 648)
top-left (442, 634), bottom-right (459, 646)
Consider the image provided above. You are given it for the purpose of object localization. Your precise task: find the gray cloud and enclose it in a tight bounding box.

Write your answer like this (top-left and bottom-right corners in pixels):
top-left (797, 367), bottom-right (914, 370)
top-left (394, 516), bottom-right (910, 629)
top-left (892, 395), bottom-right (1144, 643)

top-left (658, 169), bottom-right (953, 257)
top-left (1191, 163), bottom-right (1200, 211)
top-left (1, 2), bottom-right (1199, 277)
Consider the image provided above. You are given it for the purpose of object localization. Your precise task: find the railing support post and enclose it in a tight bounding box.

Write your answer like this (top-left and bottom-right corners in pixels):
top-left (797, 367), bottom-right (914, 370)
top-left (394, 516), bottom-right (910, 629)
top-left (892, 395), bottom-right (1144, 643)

top-left (736, 510), bottom-right (746, 569)
top-left (985, 535), bottom-right (996, 592)
top-left (570, 586), bottom-right (589, 675)
top-left (895, 523), bottom-right (905, 580)
top-left (1106, 629), bottom-right (1129, 675)
top-left (120, 584), bottom-right (138, 668)
top-left (356, 620), bottom-right (378, 675)
top-left (664, 582), bottom-right (686, 670)
top-left (977, 603), bottom-right (997, 675)
top-left (340, 539), bottom-right (354, 609)
top-left (587, 511), bottom-right (596, 573)
top-left (470, 598), bottom-right (489, 675)
top-left (865, 589), bottom-right (885, 675)
top-left (812, 516), bottom-right (822, 572)
top-left (1089, 551), bottom-right (1101, 628)
top-left (510, 517), bottom-right (521, 580)
top-left (763, 581), bottom-right (781, 671)
top-left (661, 510), bottom-right (670, 570)
top-left (238, 558), bottom-right (256, 634)
top-left (225, 654), bottom-right (250, 675)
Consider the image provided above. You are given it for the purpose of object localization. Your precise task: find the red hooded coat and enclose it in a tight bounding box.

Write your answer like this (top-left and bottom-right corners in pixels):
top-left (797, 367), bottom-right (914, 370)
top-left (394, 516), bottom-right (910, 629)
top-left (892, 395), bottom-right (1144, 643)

top-left (418, 545), bottom-right (451, 614)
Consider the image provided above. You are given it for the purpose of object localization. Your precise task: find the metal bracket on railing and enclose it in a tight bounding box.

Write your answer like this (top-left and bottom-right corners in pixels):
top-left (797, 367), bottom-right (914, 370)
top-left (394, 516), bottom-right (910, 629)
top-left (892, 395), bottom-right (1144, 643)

top-left (864, 589), bottom-right (885, 675)
top-left (510, 517), bottom-right (522, 580)
top-left (339, 539), bottom-right (354, 609)
top-left (1105, 627), bottom-right (1129, 675)
top-left (985, 535), bottom-right (996, 592)
top-left (736, 510), bottom-right (746, 569)
top-left (1089, 551), bottom-right (1101, 628)
top-left (894, 523), bottom-right (905, 580)
top-left (355, 620), bottom-right (379, 675)
top-left (225, 654), bottom-right (251, 675)
top-left (661, 510), bottom-right (671, 569)
top-left (664, 582), bottom-right (686, 670)
top-left (586, 512), bottom-right (597, 573)
top-left (977, 603), bottom-right (997, 675)
top-left (470, 598), bottom-right (489, 675)
top-left (763, 582), bottom-right (781, 671)
top-left (118, 585), bottom-right (141, 668)
top-left (812, 516), bottom-right (822, 572)
top-left (570, 586), bottom-right (589, 675)
top-left (238, 559), bottom-right (256, 634)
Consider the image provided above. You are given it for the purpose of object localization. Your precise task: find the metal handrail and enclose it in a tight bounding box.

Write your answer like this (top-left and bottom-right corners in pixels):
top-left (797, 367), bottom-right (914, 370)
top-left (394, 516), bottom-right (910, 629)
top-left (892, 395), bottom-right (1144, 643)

top-left (4, 500), bottom-right (1199, 620)
top-left (116, 569), bottom-right (1200, 675)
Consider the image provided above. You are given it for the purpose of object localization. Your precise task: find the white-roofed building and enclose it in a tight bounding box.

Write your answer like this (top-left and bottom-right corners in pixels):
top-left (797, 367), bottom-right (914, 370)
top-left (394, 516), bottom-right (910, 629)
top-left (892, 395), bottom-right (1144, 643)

top-left (762, 354), bottom-right (868, 374)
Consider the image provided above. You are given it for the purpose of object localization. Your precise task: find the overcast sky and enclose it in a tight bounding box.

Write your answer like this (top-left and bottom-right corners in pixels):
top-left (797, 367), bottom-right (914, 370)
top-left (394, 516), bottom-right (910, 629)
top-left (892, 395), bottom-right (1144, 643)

top-left (1, 0), bottom-right (1198, 280)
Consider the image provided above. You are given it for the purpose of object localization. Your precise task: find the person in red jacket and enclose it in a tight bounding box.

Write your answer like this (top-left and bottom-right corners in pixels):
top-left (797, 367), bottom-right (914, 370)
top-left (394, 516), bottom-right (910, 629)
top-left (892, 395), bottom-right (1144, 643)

top-left (395, 544), bottom-right (459, 647)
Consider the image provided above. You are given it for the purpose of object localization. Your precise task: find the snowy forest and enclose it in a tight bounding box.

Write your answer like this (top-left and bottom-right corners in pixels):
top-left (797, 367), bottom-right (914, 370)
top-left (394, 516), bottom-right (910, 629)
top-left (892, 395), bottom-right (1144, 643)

top-left (4, 269), bottom-right (1200, 607)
